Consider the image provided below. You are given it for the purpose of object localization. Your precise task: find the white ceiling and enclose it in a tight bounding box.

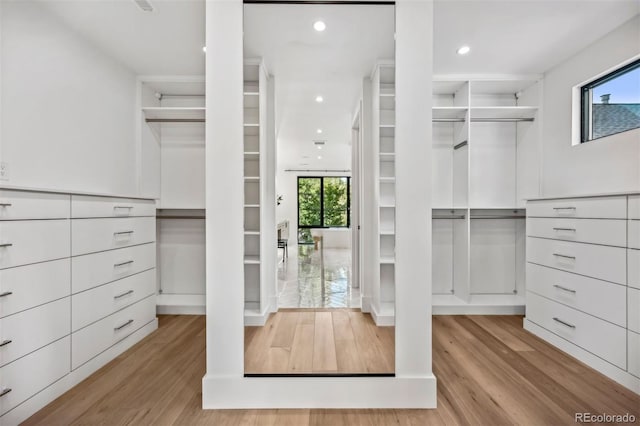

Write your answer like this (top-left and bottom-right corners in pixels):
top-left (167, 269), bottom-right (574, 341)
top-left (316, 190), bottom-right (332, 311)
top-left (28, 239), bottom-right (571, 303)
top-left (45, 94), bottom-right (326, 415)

top-left (33, 0), bottom-right (640, 171)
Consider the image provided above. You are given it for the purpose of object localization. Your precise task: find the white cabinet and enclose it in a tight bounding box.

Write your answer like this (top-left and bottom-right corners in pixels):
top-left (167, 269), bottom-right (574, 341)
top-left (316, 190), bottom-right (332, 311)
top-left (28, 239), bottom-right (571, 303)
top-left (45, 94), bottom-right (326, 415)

top-left (525, 193), bottom-right (640, 393)
top-left (0, 220), bottom-right (70, 269)
top-left (71, 195), bottom-right (155, 218)
top-left (71, 217), bottom-right (155, 256)
top-left (0, 191), bottom-right (69, 220)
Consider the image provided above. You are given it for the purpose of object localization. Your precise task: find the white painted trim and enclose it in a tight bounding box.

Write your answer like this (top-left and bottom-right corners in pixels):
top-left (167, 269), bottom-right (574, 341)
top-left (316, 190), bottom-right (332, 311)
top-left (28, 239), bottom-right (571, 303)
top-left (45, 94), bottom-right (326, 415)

top-left (524, 319), bottom-right (640, 394)
top-left (202, 375), bottom-right (437, 409)
top-left (0, 319), bottom-right (158, 426)
top-left (433, 304), bottom-right (524, 315)
top-left (244, 306), bottom-right (272, 326)
top-left (370, 303), bottom-right (395, 326)
top-left (361, 295), bottom-right (372, 313)
top-left (157, 294), bottom-right (206, 315)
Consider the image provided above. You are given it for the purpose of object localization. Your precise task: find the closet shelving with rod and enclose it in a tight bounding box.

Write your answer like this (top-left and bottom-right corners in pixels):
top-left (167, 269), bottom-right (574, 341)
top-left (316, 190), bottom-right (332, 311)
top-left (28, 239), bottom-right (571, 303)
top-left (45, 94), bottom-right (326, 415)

top-left (139, 76), bottom-right (207, 315)
top-left (431, 76), bottom-right (541, 314)
top-left (371, 62), bottom-right (396, 326)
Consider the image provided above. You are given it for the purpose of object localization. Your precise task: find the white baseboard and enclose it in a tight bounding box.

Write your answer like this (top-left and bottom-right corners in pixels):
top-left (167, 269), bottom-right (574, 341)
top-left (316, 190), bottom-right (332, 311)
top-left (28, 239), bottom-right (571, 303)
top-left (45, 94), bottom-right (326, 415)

top-left (432, 294), bottom-right (525, 315)
top-left (244, 305), bottom-right (272, 326)
top-left (1, 319), bottom-right (158, 426)
top-left (202, 375), bottom-right (437, 408)
top-left (524, 319), bottom-right (640, 394)
top-left (157, 294), bottom-right (205, 315)
top-left (360, 296), bottom-right (372, 313)
top-left (370, 303), bottom-right (395, 326)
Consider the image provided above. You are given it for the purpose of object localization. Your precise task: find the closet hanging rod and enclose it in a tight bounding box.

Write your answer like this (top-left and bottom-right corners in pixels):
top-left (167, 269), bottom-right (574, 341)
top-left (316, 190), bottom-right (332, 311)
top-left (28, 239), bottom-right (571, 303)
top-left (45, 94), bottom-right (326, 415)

top-left (453, 140), bottom-right (468, 150)
top-left (156, 215), bottom-right (206, 220)
top-left (470, 215), bottom-right (526, 219)
top-left (155, 93), bottom-right (205, 100)
top-left (145, 118), bottom-right (205, 123)
top-left (433, 118), bottom-right (534, 123)
top-left (433, 215), bottom-right (466, 220)
top-left (285, 169), bottom-right (351, 173)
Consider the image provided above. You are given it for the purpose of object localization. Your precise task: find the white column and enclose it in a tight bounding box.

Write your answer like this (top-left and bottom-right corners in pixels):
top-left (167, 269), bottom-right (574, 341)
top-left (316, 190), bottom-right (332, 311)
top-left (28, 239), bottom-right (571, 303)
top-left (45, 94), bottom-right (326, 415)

top-left (395, 0), bottom-right (433, 376)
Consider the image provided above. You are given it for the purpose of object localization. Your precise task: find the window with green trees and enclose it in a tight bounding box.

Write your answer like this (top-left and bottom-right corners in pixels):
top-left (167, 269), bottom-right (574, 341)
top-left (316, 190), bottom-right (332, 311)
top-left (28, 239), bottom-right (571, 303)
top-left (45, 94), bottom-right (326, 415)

top-left (297, 176), bottom-right (350, 243)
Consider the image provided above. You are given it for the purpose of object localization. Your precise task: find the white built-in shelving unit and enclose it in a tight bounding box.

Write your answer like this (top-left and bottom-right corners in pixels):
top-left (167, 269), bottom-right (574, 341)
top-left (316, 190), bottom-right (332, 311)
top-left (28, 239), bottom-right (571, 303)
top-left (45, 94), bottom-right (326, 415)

top-left (139, 77), bottom-right (207, 315)
top-left (371, 62), bottom-right (396, 325)
top-left (431, 76), bottom-right (541, 314)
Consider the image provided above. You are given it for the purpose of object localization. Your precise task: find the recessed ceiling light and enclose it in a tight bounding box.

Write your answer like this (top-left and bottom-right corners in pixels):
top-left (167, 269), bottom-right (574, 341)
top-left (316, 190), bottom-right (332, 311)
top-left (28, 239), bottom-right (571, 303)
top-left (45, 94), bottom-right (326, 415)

top-left (317, 155), bottom-right (323, 160)
top-left (317, 145), bottom-right (322, 150)
top-left (457, 45), bottom-right (470, 55)
top-left (317, 129), bottom-right (323, 134)
top-left (313, 21), bottom-right (326, 32)
top-left (315, 95), bottom-right (323, 103)
top-left (202, 46), bottom-right (206, 53)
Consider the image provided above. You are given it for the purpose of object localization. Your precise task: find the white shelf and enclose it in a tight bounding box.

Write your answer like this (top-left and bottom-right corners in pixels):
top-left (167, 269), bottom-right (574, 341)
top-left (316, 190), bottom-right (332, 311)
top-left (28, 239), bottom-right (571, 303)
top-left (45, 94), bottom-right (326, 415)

top-left (244, 204), bottom-right (260, 208)
top-left (380, 230), bottom-right (395, 235)
top-left (379, 177), bottom-right (395, 183)
top-left (470, 106), bottom-right (537, 120)
top-left (243, 123), bottom-right (260, 127)
top-left (380, 256), bottom-right (395, 264)
top-left (380, 204), bottom-right (396, 209)
top-left (244, 151), bottom-right (260, 159)
top-left (244, 255), bottom-right (260, 264)
top-left (379, 124), bottom-right (395, 129)
top-left (433, 106), bottom-right (468, 120)
top-left (244, 176), bottom-right (260, 181)
top-left (244, 230), bottom-right (260, 235)
top-left (379, 153), bottom-right (395, 161)
top-left (142, 107), bottom-right (205, 121)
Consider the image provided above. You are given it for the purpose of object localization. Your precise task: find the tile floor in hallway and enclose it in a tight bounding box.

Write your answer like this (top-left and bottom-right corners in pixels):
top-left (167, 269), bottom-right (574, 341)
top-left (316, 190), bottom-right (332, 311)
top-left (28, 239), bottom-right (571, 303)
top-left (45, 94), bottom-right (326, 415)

top-left (277, 244), bottom-right (360, 308)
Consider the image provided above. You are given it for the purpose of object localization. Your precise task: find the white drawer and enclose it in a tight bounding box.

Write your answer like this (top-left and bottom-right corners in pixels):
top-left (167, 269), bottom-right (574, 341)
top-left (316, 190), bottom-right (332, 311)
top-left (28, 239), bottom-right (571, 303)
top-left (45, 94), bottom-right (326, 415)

top-left (0, 190), bottom-right (69, 221)
top-left (526, 292), bottom-right (626, 369)
top-left (0, 298), bottom-right (70, 368)
top-left (71, 195), bottom-right (155, 218)
top-left (527, 237), bottom-right (626, 284)
top-left (0, 220), bottom-right (70, 270)
top-left (629, 249), bottom-right (640, 290)
top-left (526, 217), bottom-right (626, 247)
top-left (527, 196), bottom-right (626, 219)
top-left (629, 195), bottom-right (640, 220)
top-left (0, 259), bottom-right (70, 318)
top-left (527, 263), bottom-right (626, 327)
top-left (71, 243), bottom-right (156, 294)
top-left (629, 330), bottom-right (640, 378)
top-left (71, 295), bottom-right (155, 369)
top-left (71, 217), bottom-right (155, 256)
top-left (629, 287), bottom-right (640, 334)
top-left (0, 336), bottom-right (70, 417)
top-left (628, 220), bottom-right (640, 250)
top-left (72, 269), bottom-right (156, 332)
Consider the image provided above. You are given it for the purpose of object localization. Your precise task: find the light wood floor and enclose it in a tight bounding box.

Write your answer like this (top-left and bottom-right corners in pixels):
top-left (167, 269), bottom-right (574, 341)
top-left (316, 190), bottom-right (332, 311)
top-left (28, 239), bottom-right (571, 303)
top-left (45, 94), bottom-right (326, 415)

top-left (245, 309), bottom-right (394, 374)
top-left (24, 315), bottom-right (640, 425)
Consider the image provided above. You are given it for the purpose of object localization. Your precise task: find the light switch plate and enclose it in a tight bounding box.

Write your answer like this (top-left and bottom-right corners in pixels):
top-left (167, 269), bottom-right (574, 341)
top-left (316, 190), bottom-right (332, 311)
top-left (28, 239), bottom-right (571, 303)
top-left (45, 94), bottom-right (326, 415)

top-left (0, 162), bottom-right (9, 181)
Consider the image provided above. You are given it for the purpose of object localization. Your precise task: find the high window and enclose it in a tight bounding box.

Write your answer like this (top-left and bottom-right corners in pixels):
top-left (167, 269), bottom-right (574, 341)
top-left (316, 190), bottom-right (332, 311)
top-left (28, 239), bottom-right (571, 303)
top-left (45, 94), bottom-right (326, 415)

top-left (297, 176), bottom-right (350, 243)
top-left (581, 59), bottom-right (640, 143)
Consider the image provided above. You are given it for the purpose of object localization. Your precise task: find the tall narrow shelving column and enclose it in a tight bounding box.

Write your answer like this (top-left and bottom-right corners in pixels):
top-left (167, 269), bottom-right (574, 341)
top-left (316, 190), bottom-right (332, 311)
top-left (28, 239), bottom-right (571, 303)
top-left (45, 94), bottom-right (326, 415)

top-left (372, 62), bottom-right (396, 326)
top-left (243, 60), bottom-right (276, 326)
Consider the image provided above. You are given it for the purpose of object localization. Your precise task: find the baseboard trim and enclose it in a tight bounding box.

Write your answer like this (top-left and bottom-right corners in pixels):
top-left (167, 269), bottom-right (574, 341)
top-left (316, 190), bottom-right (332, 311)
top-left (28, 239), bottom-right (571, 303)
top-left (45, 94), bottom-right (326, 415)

top-left (360, 296), bottom-right (372, 313)
top-left (433, 304), bottom-right (525, 315)
top-left (156, 294), bottom-right (206, 315)
top-left (202, 374), bottom-right (437, 408)
top-left (370, 304), bottom-right (395, 326)
top-left (524, 319), bottom-right (640, 394)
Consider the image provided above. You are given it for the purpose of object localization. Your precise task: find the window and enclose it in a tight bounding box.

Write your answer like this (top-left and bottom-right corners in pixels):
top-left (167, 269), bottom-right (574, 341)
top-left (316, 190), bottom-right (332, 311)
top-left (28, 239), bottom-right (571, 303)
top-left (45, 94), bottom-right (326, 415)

top-left (581, 59), bottom-right (640, 143)
top-left (297, 176), bottom-right (350, 243)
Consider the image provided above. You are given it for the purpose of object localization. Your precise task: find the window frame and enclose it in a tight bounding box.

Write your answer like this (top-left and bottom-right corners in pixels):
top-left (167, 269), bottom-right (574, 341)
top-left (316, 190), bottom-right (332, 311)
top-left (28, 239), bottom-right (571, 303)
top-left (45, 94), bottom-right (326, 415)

top-left (580, 58), bottom-right (640, 143)
top-left (296, 176), bottom-right (351, 230)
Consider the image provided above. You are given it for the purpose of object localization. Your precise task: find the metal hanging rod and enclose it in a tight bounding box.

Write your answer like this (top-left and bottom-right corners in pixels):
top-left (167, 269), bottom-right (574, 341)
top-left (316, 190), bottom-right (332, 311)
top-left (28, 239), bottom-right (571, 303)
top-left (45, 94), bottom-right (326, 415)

top-left (156, 215), bottom-right (206, 220)
top-left (433, 118), bottom-right (534, 123)
top-left (453, 140), bottom-right (468, 150)
top-left (470, 215), bottom-right (526, 219)
top-left (433, 215), bottom-right (466, 220)
top-left (285, 169), bottom-right (351, 173)
top-left (155, 92), bottom-right (205, 101)
top-left (145, 118), bottom-right (205, 123)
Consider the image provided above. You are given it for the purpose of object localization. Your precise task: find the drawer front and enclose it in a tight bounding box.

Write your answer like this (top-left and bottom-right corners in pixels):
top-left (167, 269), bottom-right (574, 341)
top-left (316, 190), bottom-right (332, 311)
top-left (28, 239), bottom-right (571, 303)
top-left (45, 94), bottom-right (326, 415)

top-left (526, 217), bottom-right (626, 247)
top-left (527, 197), bottom-right (626, 219)
top-left (629, 195), bottom-right (640, 220)
top-left (526, 292), bottom-right (626, 368)
top-left (0, 298), bottom-right (70, 368)
top-left (71, 295), bottom-right (155, 369)
top-left (0, 220), bottom-right (70, 270)
top-left (527, 263), bottom-right (626, 327)
top-left (628, 220), bottom-right (640, 250)
top-left (0, 190), bottom-right (70, 221)
top-left (71, 195), bottom-right (155, 218)
top-left (0, 259), bottom-right (70, 318)
top-left (629, 287), bottom-right (640, 334)
top-left (71, 217), bottom-right (155, 256)
top-left (72, 269), bottom-right (156, 332)
top-left (629, 331), bottom-right (640, 378)
top-left (71, 243), bottom-right (156, 294)
top-left (0, 336), bottom-right (70, 417)
top-left (630, 249), bottom-right (640, 290)
top-left (527, 237), bottom-right (626, 284)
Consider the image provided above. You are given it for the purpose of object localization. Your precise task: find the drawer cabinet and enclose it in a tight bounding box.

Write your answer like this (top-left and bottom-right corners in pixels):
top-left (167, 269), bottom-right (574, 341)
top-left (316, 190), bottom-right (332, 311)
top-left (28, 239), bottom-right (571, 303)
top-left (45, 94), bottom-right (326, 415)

top-left (0, 298), bottom-right (70, 367)
top-left (71, 195), bottom-right (155, 219)
top-left (71, 243), bottom-right (155, 294)
top-left (71, 217), bottom-right (155, 256)
top-left (0, 259), bottom-right (70, 318)
top-left (527, 196), bottom-right (626, 219)
top-left (0, 220), bottom-right (70, 269)
top-left (527, 237), bottom-right (626, 284)
top-left (629, 287), bottom-right (640, 334)
top-left (72, 269), bottom-right (156, 332)
top-left (526, 263), bottom-right (626, 327)
top-left (628, 220), bottom-right (640, 250)
top-left (0, 191), bottom-right (69, 220)
top-left (629, 331), bottom-right (640, 378)
top-left (71, 295), bottom-right (155, 369)
top-left (526, 217), bottom-right (626, 247)
top-left (526, 292), bottom-right (626, 369)
top-left (0, 337), bottom-right (70, 416)
top-left (629, 249), bottom-right (640, 290)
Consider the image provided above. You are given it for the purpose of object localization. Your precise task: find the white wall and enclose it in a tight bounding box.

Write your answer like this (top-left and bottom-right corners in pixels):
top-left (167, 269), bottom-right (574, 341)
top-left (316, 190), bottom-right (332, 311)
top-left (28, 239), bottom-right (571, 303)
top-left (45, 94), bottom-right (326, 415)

top-left (541, 15), bottom-right (640, 197)
top-left (0, 1), bottom-right (138, 196)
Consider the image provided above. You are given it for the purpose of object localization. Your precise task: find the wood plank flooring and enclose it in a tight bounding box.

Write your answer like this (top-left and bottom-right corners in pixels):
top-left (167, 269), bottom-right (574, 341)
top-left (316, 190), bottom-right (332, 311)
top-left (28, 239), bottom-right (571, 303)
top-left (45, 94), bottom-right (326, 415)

top-left (23, 314), bottom-right (640, 425)
top-left (244, 310), bottom-right (394, 374)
